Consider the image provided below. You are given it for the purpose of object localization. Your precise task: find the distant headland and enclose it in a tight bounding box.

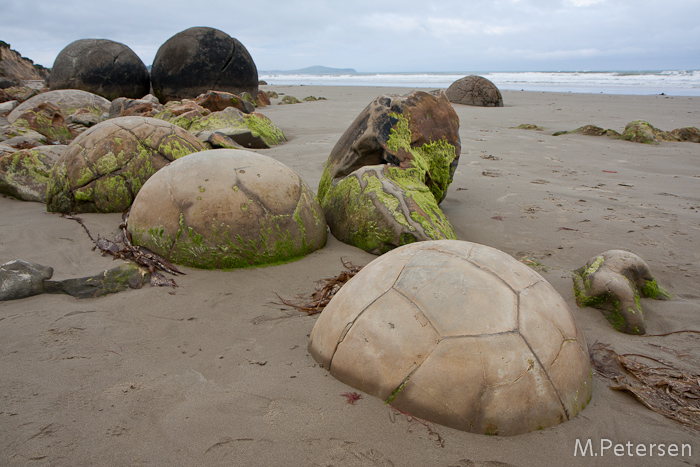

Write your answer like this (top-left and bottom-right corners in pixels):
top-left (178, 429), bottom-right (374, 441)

top-left (260, 65), bottom-right (357, 75)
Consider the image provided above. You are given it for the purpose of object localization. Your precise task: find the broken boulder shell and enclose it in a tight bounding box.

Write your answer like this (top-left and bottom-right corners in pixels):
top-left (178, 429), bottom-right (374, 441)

top-left (127, 149), bottom-right (327, 269)
top-left (318, 90), bottom-right (460, 254)
top-left (308, 240), bottom-right (592, 436)
top-left (45, 116), bottom-right (205, 213)
top-left (573, 249), bottom-right (669, 335)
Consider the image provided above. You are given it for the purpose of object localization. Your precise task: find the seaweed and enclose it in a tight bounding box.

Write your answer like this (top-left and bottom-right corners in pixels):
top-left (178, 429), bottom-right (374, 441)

top-left (274, 259), bottom-right (363, 314)
top-left (590, 340), bottom-right (700, 431)
top-left (60, 209), bottom-right (184, 289)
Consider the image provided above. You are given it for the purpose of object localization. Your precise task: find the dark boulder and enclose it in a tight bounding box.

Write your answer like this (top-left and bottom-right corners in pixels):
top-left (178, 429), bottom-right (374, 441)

top-left (150, 27), bottom-right (259, 103)
top-left (446, 75), bottom-right (503, 107)
top-left (49, 39), bottom-right (150, 100)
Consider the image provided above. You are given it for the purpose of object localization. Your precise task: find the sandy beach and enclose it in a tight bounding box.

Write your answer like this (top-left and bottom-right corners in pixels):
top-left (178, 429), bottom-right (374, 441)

top-left (1, 86), bottom-right (699, 466)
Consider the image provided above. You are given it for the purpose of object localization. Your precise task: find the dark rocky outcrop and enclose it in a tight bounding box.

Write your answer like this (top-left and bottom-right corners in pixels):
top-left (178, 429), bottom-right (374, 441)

top-left (150, 27), bottom-right (259, 103)
top-left (49, 39), bottom-right (150, 100)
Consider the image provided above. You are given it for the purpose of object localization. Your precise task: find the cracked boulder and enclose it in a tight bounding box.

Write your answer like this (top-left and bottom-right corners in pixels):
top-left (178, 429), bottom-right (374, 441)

top-left (8, 89), bottom-right (110, 126)
top-left (446, 75), bottom-right (503, 107)
top-left (318, 90), bottom-right (460, 254)
top-left (49, 39), bottom-right (150, 100)
top-left (150, 27), bottom-right (259, 103)
top-left (308, 240), bottom-right (592, 435)
top-left (127, 149), bottom-right (327, 269)
top-left (573, 249), bottom-right (669, 335)
top-left (46, 116), bottom-right (204, 213)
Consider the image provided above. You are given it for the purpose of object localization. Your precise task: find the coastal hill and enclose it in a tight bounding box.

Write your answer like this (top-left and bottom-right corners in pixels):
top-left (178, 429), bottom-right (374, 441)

top-left (261, 65), bottom-right (357, 75)
top-left (0, 41), bottom-right (50, 84)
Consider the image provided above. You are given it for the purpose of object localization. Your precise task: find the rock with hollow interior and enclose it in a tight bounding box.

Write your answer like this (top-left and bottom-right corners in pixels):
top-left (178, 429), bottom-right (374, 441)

top-left (308, 240), bottom-right (592, 436)
top-left (573, 249), bottom-right (669, 335)
top-left (446, 75), bottom-right (504, 107)
top-left (318, 90), bottom-right (460, 254)
top-left (127, 149), bottom-right (327, 269)
top-left (46, 116), bottom-right (204, 213)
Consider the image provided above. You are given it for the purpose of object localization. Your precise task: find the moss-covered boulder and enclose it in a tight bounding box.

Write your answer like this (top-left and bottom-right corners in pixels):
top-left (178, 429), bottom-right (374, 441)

top-left (7, 89), bottom-right (110, 125)
top-left (9, 102), bottom-right (75, 142)
top-left (127, 149), bottom-right (326, 269)
top-left (553, 125), bottom-right (621, 138)
top-left (445, 75), bottom-right (504, 107)
top-left (572, 250), bottom-right (669, 335)
top-left (46, 116), bottom-right (204, 213)
top-left (0, 145), bottom-right (65, 202)
top-left (318, 90), bottom-right (460, 254)
top-left (620, 120), bottom-right (670, 144)
top-left (188, 107), bottom-right (286, 148)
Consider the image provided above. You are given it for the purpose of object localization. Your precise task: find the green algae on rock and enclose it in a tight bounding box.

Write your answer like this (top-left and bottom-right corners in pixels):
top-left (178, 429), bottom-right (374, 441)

top-left (0, 146), bottom-right (65, 202)
top-left (46, 116), bottom-right (204, 213)
top-left (572, 249), bottom-right (669, 335)
top-left (127, 149), bottom-right (326, 269)
top-left (318, 90), bottom-right (460, 254)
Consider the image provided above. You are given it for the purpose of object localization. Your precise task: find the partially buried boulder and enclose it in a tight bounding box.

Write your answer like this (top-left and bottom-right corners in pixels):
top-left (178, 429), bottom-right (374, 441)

top-left (318, 90), bottom-right (460, 254)
top-left (127, 149), bottom-right (327, 269)
top-left (49, 39), bottom-right (150, 100)
top-left (9, 102), bottom-right (76, 142)
top-left (150, 27), bottom-right (259, 103)
top-left (446, 75), bottom-right (503, 107)
top-left (46, 116), bottom-right (204, 213)
top-left (188, 107), bottom-right (286, 149)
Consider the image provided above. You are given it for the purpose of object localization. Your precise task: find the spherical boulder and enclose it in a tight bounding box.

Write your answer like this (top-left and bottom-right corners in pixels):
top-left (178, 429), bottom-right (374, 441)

top-left (446, 75), bottom-right (503, 107)
top-left (49, 39), bottom-right (150, 100)
top-left (46, 116), bottom-right (204, 213)
top-left (150, 27), bottom-right (259, 103)
top-left (308, 240), bottom-right (592, 436)
top-left (127, 149), bottom-right (327, 269)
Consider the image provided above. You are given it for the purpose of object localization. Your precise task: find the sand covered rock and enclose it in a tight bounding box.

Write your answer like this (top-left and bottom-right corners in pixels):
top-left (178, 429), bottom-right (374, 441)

top-left (318, 90), bottom-right (460, 254)
top-left (309, 240), bottom-right (592, 435)
top-left (573, 250), bottom-right (669, 335)
top-left (446, 75), bottom-right (504, 107)
top-left (151, 27), bottom-right (259, 103)
top-left (127, 149), bottom-right (326, 269)
top-left (49, 39), bottom-right (150, 100)
top-left (46, 116), bottom-right (204, 213)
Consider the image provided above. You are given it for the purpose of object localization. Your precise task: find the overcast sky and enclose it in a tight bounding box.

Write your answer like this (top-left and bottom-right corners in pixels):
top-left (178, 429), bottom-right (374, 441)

top-left (2, 0), bottom-right (699, 72)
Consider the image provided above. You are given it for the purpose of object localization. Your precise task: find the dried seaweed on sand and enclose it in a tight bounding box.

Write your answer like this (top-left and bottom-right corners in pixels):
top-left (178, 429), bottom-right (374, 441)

top-left (275, 259), bottom-right (362, 314)
top-left (60, 210), bottom-right (184, 288)
top-left (590, 341), bottom-right (700, 431)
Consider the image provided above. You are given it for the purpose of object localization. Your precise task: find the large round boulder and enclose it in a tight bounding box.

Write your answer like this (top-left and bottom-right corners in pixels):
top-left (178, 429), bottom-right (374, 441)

top-left (309, 240), bottom-right (592, 436)
top-left (150, 27), bottom-right (259, 103)
top-left (46, 116), bottom-right (204, 213)
top-left (127, 149), bottom-right (327, 269)
top-left (49, 39), bottom-right (150, 100)
top-left (446, 75), bottom-right (503, 107)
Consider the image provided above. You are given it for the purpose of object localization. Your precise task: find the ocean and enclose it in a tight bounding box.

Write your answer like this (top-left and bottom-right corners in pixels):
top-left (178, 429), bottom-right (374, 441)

top-left (258, 70), bottom-right (700, 96)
